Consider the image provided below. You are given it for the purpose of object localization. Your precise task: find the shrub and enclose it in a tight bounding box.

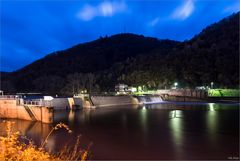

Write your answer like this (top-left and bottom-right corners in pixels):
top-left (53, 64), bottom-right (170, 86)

top-left (0, 121), bottom-right (89, 161)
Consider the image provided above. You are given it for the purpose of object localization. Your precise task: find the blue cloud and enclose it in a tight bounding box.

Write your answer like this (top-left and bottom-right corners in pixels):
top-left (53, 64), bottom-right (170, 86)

top-left (149, 17), bottom-right (160, 27)
top-left (223, 1), bottom-right (240, 13)
top-left (77, 1), bottom-right (127, 21)
top-left (172, 0), bottom-right (195, 20)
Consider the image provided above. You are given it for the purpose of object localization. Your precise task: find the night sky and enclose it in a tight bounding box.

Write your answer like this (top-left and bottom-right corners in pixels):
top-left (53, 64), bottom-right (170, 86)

top-left (1, 0), bottom-right (239, 72)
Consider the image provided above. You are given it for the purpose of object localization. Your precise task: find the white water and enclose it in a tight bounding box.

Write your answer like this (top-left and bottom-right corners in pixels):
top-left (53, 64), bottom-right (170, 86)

top-left (137, 95), bottom-right (163, 104)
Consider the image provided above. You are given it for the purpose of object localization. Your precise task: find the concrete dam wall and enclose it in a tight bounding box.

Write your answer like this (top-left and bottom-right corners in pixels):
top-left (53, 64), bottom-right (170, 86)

top-left (91, 95), bottom-right (139, 107)
top-left (137, 95), bottom-right (163, 104)
top-left (0, 99), bottom-right (53, 123)
top-left (91, 95), bottom-right (164, 107)
top-left (44, 97), bottom-right (91, 110)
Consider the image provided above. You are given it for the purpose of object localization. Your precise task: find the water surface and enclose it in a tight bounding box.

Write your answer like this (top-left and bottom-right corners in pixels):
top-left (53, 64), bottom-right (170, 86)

top-left (0, 102), bottom-right (239, 160)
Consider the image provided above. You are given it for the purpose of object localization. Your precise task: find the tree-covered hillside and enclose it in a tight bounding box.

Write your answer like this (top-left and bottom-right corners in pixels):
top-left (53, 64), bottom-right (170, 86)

top-left (1, 12), bottom-right (239, 95)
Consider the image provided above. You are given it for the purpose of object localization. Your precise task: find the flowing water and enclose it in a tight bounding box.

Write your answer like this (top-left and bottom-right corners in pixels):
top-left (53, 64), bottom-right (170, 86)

top-left (0, 102), bottom-right (239, 160)
top-left (136, 95), bottom-right (163, 104)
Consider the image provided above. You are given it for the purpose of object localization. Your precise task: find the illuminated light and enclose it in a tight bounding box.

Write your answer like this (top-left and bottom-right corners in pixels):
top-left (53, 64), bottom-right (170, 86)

top-left (44, 96), bottom-right (54, 101)
top-left (170, 110), bottom-right (182, 119)
top-left (138, 86), bottom-right (142, 91)
top-left (209, 103), bottom-right (215, 111)
top-left (211, 82), bottom-right (214, 89)
top-left (174, 82), bottom-right (178, 87)
top-left (131, 87), bottom-right (137, 92)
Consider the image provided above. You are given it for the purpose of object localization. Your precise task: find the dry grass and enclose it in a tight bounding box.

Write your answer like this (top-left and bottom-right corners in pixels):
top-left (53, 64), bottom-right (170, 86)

top-left (0, 121), bottom-right (89, 161)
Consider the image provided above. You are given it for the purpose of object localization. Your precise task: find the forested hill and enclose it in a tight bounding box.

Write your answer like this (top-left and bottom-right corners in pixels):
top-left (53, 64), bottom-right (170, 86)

top-left (15, 34), bottom-right (178, 75)
top-left (116, 12), bottom-right (239, 89)
top-left (3, 34), bottom-right (179, 93)
top-left (1, 12), bottom-right (239, 95)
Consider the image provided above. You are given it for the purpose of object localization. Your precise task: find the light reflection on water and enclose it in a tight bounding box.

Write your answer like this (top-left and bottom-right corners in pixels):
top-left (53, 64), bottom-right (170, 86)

top-left (68, 110), bottom-right (75, 125)
top-left (0, 102), bottom-right (239, 160)
top-left (169, 110), bottom-right (184, 158)
top-left (206, 103), bottom-right (218, 143)
top-left (169, 110), bottom-right (183, 144)
top-left (140, 106), bottom-right (148, 132)
top-left (139, 106), bottom-right (149, 146)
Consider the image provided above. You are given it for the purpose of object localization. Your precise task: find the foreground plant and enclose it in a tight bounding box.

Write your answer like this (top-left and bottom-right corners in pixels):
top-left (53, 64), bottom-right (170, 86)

top-left (0, 121), bottom-right (89, 161)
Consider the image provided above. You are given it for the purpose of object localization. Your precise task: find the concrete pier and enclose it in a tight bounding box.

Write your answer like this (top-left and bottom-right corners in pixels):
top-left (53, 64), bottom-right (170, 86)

top-left (0, 98), bottom-right (53, 123)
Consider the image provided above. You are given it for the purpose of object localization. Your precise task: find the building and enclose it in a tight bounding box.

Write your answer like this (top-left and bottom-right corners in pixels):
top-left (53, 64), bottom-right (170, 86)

top-left (115, 84), bottom-right (129, 95)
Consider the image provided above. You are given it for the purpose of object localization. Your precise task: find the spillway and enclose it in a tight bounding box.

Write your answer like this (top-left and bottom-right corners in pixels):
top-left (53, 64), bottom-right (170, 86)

top-left (136, 95), bottom-right (163, 104)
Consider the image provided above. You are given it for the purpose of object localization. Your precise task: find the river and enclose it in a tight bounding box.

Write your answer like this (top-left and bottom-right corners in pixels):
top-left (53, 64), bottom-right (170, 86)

top-left (0, 102), bottom-right (239, 160)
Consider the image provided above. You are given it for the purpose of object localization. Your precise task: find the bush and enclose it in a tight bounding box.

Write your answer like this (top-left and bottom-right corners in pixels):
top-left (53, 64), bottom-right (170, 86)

top-left (208, 89), bottom-right (240, 97)
top-left (0, 121), bottom-right (89, 161)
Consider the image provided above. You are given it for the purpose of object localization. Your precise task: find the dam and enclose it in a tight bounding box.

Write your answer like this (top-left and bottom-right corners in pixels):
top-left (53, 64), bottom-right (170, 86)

top-left (0, 96), bottom-right (53, 123)
top-left (90, 95), bottom-right (164, 107)
top-left (0, 94), bottom-right (165, 123)
top-left (0, 89), bottom-right (214, 123)
top-left (0, 94), bottom-right (94, 123)
top-left (136, 95), bottom-right (163, 104)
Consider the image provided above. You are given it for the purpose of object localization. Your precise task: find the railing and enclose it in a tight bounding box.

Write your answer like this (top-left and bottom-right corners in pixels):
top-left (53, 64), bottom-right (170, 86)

top-left (155, 89), bottom-right (208, 99)
top-left (22, 100), bottom-right (52, 107)
top-left (156, 90), bottom-right (171, 94)
top-left (74, 94), bottom-right (89, 97)
top-left (0, 96), bottom-right (52, 107)
top-left (0, 95), bottom-right (19, 99)
top-left (167, 89), bottom-right (207, 98)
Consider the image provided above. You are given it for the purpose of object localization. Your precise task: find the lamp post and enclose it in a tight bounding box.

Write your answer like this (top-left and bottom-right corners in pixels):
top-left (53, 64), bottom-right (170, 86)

top-left (174, 82), bottom-right (178, 89)
top-left (211, 82), bottom-right (214, 89)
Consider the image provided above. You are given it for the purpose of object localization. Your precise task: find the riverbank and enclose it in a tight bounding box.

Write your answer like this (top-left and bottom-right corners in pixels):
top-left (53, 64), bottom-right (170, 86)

top-left (163, 95), bottom-right (239, 103)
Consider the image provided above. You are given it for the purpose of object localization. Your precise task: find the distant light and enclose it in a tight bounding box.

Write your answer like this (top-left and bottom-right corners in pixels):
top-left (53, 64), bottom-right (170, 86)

top-left (211, 82), bottom-right (214, 89)
top-left (209, 103), bottom-right (215, 111)
top-left (170, 110), bottom-right (182, 118)
top-left (44, 96), bottom-right (54, 101)
top-left (131, 87), bottom-right (137, 92)
top-left (174, 82), bottom-right (178, 87)
top-left (138, 86), bottom-right (142, 91)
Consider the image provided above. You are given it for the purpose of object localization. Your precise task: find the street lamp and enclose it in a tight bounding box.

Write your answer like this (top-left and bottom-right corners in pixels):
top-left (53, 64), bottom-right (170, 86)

top-left (174, 82), bottom-right (178, 88)
top-left (211, 82), bottom-right (214, 89)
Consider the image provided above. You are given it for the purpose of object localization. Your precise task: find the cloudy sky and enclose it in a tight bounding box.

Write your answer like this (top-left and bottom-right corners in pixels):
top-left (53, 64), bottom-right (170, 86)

top-left (1, 0), bottom-right (239, 71)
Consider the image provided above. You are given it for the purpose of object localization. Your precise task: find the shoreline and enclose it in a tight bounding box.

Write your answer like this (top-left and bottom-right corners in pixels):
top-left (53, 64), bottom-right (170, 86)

top-left (162, 95), bottom-right (239, 103)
